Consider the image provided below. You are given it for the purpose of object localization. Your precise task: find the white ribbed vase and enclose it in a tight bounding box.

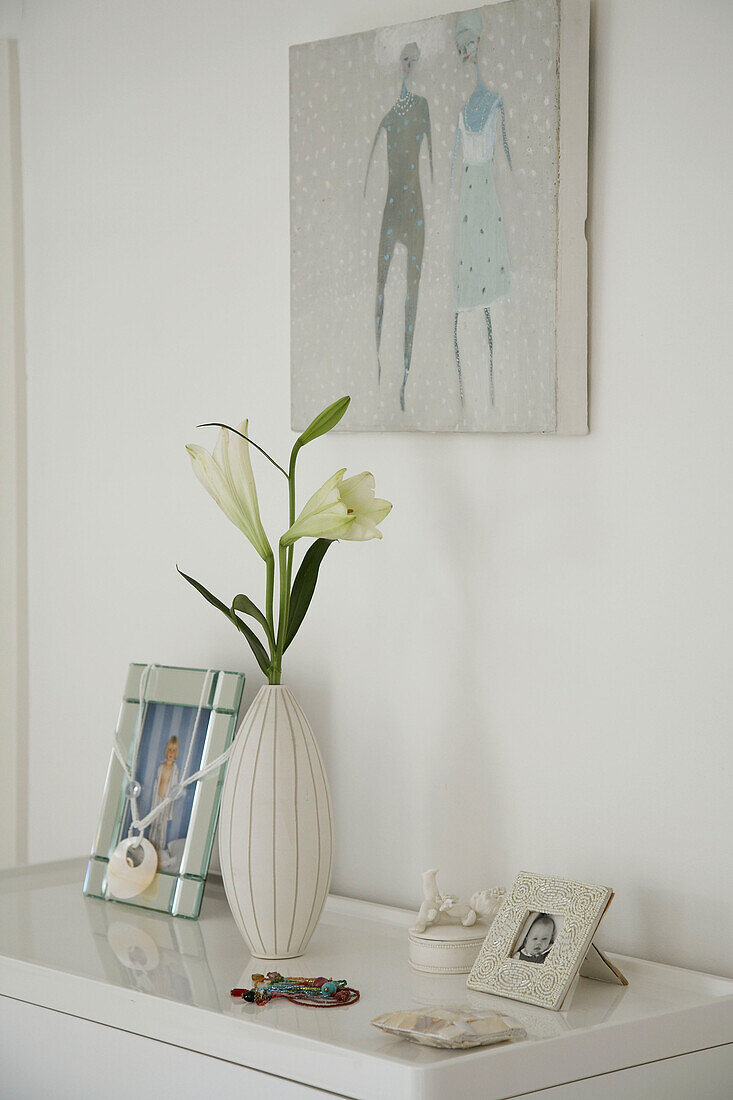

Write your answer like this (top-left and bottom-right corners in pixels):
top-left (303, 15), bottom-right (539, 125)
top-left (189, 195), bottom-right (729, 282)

top-left (218, 686), bottom-right (333, 960)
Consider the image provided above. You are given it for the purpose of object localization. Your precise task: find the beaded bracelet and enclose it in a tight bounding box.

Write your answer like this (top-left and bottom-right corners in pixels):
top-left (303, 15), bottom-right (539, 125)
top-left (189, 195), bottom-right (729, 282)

top-left (231, 971), bottom-right (360, 1007)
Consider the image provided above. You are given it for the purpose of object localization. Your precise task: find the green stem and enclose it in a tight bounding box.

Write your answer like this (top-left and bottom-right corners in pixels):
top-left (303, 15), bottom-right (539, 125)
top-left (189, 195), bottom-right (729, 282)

top-left (271, 542), bottom-right (288, 684)
top-left (272, 442), bottom-right (302, 684)
top-left (261, 550), bottom-right (276, 658)
top-left (285, 442), bottom-right (299, 625)
top-left (265, 552), bottom-right (275, 645)
top-left (265, 550), bottom-right (281, 684)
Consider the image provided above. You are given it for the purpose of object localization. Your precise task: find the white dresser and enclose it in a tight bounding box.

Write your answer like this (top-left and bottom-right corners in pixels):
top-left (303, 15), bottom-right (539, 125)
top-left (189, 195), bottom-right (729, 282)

top-left (0, 860), bottom-right (731, 1099)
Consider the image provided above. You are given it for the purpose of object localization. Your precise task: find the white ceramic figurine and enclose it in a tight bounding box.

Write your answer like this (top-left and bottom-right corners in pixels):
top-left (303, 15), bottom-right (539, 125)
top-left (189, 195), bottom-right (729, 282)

top-left (411, 869), bottom-right (504, 934)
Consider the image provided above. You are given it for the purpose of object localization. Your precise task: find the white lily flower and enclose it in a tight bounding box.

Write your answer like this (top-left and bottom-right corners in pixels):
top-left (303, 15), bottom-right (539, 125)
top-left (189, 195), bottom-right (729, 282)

top-left (337, 472), bottom-right (392, 541)
top-left (281, 469), bottom-right (352, 545)
top-left (282, 469), bottom-right (392, 545)
top-left (186, 420), bottom-right (272, 560)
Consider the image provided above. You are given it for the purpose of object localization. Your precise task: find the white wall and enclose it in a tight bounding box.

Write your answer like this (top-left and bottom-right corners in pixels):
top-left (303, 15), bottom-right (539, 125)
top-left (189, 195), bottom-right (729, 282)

top-left (13, 0), bottom-right (733, 977)
top-left (0, 33), bottom-right (27, 870)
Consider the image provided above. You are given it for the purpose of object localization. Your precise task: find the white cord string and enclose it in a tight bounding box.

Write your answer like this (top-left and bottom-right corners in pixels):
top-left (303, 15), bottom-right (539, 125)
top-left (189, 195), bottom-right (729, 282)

top-left (113, 665), bottom-right (234, 841)
top-left (131, 742), bottom-right (235, 833)
top-left (113, 663), bottom-right (157, 831)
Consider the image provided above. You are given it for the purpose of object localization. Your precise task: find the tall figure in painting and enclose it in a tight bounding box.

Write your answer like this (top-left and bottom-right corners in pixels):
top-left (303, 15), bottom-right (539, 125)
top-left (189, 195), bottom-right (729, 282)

top-left (364, 42), bottom-right (433, 411)
top-left (451, 9), bottom-right (512, 407)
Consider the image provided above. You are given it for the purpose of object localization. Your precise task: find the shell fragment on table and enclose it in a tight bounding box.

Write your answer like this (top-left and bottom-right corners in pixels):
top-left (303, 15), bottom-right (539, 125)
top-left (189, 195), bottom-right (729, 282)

top-left (371, 1005), bottom-right (526, 1049)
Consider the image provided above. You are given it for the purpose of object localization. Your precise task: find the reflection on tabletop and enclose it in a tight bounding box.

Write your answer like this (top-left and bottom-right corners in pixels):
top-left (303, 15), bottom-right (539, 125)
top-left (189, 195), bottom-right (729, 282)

top-left (86, 898), bottom-right (220, 1010)
top-left (409, 965), bottom-right (628, 1039)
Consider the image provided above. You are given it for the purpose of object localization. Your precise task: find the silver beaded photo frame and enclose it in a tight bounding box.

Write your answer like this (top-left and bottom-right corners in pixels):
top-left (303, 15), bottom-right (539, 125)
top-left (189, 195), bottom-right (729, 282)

top-left (467, 871), bottom-right (619, 1011)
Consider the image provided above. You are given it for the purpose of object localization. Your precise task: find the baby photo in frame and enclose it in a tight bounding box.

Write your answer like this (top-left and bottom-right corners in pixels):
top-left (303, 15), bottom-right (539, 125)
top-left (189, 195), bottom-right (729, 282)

top-left (511, 910), bottom-right (565, 964)
top-left (468, 871), bottom-right (626, 1011)
top-left (84, 663), bottom-right (244, 919)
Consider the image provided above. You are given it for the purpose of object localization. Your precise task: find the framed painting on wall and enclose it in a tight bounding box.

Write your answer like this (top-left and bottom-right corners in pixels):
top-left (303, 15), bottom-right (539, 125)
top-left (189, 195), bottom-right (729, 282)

top-left (290, 0), bottom-right (589, 433)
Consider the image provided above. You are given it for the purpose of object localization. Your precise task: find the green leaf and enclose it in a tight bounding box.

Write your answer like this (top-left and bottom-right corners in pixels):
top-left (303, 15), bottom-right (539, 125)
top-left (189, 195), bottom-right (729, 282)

top-left (178, 567), bottom-right (271, 676)
top-left (234, 618), bottom-right (272, 677)
top-left (197, 423), bottom-right (288, 478)
top-left (283, 538), bottom-right (335, 652)
top-left (178, 566), bottom-right (234, 620)
top-left (232, 593), bottom-right (274, 646)
top-left (296, 396), bottom-right (350, 448)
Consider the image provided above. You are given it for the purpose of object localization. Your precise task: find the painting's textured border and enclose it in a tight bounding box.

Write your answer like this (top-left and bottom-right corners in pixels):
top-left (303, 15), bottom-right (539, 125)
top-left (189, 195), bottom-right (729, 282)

top-left (556, 0), bottom-right (590, 434)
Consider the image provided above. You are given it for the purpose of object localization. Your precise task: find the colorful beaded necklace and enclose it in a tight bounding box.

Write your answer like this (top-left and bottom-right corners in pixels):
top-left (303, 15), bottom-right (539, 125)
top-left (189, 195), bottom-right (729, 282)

top-left (231, 972), bottom-right (360, 1007)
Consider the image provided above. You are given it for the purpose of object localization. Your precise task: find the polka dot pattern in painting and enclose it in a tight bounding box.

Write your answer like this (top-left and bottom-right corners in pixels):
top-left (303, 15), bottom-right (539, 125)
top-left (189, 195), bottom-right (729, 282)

top-left (290, 0), bottom-right (561, 432)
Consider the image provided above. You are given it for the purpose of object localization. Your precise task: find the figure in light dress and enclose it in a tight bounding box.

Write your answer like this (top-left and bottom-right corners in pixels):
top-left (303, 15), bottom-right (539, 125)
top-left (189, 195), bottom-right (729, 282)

top-left (451, 9), bottom-right (512, 407)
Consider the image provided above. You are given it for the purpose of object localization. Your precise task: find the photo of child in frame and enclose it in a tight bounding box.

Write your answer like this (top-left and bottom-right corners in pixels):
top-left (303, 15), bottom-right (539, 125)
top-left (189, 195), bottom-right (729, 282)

top-left (121, 701), bottom-right (211, 874)
top-left (512, 911), bottom-right (563, 964)
top-left (147, 735), bottom-right (179, 855)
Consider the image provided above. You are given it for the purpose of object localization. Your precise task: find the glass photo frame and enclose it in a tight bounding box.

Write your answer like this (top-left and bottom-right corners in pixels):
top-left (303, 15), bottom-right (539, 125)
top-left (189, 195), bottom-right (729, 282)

top-left (84, 663), bottom-right (244, 919)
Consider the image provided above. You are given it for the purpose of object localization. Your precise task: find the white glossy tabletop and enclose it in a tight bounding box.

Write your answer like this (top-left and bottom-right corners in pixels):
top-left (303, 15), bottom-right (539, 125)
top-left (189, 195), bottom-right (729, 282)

top-left (0, 860), bottom-right (731, 1099)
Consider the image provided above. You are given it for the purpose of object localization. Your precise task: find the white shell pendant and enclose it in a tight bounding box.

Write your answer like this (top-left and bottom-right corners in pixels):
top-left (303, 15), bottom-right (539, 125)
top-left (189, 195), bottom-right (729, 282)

top-left (107, 837), bottom-right (157, 899)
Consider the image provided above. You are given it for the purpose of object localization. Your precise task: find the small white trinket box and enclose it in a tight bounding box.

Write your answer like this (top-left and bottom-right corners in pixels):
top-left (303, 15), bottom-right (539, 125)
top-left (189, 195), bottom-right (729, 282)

top-left (409, 923), bottom-right (488, 975)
